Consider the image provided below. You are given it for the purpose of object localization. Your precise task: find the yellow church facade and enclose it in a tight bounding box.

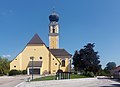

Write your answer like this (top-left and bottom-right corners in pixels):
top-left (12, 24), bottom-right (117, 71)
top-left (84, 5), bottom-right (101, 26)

top-left (10, 11), bottom-right (71, 75)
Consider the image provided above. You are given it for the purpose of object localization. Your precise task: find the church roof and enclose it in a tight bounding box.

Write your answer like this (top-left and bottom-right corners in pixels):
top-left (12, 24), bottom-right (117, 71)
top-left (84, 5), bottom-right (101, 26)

top-left (27, 34), bottom-right (44, 45)
top-left (49, 49), bottom-right (72, 58)
top-left (28, 61), bottom-right (42, 67)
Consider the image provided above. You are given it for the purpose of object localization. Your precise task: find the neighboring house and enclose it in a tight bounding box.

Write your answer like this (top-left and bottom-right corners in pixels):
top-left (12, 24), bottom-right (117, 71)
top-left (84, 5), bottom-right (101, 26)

top-left (110, 65), bottom-right (120, 78)
top-left (10, 11), bottom-right (72, 75)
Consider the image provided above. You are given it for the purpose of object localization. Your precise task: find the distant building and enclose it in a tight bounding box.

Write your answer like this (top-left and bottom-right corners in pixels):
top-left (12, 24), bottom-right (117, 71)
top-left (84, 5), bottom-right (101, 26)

top-left (10, 11), bottom-right (72, 75)
top-left (110, 65), bottom-right (120, 78)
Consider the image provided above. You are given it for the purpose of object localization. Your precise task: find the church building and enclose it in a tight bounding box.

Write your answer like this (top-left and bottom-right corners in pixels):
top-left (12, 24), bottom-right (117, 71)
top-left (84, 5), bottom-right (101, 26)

top-left (10, 11), bottom-right (72, 75)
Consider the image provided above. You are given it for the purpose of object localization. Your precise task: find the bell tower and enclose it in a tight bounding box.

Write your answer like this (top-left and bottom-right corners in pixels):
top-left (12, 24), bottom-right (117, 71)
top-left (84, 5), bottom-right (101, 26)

top-left (49, 11), bottom-right (59, 49)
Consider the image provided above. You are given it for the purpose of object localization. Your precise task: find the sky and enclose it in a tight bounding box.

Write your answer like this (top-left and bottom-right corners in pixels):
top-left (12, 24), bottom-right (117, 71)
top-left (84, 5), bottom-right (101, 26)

top-left (0, 0), bottom-right (120, 68)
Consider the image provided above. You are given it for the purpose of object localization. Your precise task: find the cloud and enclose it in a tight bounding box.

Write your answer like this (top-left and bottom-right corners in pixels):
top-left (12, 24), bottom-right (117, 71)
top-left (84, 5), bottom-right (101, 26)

top-left (2, 55), bottom-right (11, 58)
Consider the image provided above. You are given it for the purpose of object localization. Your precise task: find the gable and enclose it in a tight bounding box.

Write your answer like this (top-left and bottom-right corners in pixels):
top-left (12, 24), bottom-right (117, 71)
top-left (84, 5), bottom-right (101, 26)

top-left (27, 33), bottom-right (44, 45)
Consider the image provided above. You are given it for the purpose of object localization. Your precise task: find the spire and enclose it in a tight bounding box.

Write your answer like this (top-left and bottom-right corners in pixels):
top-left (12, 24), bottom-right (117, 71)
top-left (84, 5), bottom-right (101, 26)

top-left (49, 10), bottom-right (60, 49)
top-left (28, 33), bottom-right (44, 45)
top-left (49, 9), bottom-right (59, 22)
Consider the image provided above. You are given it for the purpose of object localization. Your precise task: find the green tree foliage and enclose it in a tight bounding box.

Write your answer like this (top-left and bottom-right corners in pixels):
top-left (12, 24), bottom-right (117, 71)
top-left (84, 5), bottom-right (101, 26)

top-left (72, 50), bottom-right (80, 71)
top-left (104, 62), bottom-right (116, 70)
top-left (72, 43), bottom-right (101, 75)
top-left (97, 69), bottom-right (111, 76)
top-left (0, 56), bottom-right (10, 75)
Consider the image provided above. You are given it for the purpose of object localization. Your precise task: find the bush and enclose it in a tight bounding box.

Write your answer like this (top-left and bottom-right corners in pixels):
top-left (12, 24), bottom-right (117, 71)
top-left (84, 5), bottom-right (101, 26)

top-left (74, 72), bottom-right (77, 74)
top-left (9, 70), bottom-right (22, 76)
top-left (98, 70), bottom-right (111, 76)
top-left (84, 71), bottom-right (94, 77)
top-left (22, 70), bottom-right (27, 75)
top-left (57, 69), bottom-right (63, 73)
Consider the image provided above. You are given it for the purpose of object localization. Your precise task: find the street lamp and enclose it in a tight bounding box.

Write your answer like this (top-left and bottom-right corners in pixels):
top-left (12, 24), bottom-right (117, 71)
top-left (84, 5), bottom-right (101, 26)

top-left (30, 56), bottom-right (34, 81)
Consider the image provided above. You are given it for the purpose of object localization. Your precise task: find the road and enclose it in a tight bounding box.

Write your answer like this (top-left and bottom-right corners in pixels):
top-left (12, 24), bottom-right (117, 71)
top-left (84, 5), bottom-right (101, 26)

top-left (17, 78), bottom-right (120, 87)
top-left (0, 75), bottom-right (32, 87)
top-left (0, 76), bottom-right (120, 87)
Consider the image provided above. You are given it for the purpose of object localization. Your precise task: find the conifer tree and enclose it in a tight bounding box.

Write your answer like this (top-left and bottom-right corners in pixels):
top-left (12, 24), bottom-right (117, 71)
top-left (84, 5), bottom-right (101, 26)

top-left (72, 43), bottom-right (101, 75)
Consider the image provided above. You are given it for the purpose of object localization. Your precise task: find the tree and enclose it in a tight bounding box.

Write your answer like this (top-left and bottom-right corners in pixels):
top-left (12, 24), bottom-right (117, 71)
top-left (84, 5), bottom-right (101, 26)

top-left (105, 62), bottom-right (116, 70)
top-left (0, 56), bottom-right (10, 75)
top-left (72, 43), bottom-right (101, 75)
top-left (72, 50), bottom-right (80, 72)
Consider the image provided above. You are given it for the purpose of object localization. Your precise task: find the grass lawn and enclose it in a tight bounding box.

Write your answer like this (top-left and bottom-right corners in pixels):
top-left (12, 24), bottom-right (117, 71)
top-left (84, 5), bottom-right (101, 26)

top-left (33, 75), bottom-right (56, 81)
top-left (33, 74), bottom-right (88, 81)
top-left (70, 74), bottom-right (87, 79)
top-left (0, 74), bottom-right (4, 76)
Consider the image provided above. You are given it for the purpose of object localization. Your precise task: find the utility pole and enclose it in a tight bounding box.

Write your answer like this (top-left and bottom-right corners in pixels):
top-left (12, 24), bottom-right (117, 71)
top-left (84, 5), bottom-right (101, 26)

top-left (30, 56), bottom-right (34, 81)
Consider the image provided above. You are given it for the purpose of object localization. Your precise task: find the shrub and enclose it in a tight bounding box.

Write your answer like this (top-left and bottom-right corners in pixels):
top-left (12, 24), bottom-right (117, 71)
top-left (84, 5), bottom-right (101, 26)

top-left (9, 70), bottom-right (22, 76)
top-left (98, 70), bottom-right (111, 76)
top-left (57, 69), bottom-right (63, 73)
top-left (74, 72), bottom-right (77, 74)
top-left (84, 71), bottom-right (94, 77)
top-left (22, 70), bottom-right (27, 75)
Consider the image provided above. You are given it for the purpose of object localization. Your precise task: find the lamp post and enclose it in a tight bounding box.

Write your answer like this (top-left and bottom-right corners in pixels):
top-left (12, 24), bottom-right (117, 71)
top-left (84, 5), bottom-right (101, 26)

top-left (30, 56), bottom-right (34, 81)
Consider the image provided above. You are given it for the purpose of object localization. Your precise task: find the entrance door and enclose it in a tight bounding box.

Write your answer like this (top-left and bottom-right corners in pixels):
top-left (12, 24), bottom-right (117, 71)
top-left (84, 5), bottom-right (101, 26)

top-left (29, 68), bottom-right (40, 74)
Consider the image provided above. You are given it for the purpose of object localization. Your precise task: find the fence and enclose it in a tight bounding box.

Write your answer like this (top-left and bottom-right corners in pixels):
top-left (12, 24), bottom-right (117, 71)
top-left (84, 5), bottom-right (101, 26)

top-left (56, 72), bottom-right (71, 80)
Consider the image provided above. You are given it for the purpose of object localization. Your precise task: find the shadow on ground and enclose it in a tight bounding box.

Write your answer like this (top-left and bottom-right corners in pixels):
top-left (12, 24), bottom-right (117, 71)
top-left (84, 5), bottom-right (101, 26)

top-left (98, 78), bottom-right (120, 87)
top-left (100, 84), bottom-right (120, 87)
top-left (111, 79), bottom-right (120, 83)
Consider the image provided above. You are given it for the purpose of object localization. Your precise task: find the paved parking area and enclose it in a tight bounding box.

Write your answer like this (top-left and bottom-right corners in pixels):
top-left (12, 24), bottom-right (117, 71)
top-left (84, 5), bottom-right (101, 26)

top-left (0, 76), bottom-right (28, 87)
top-left (1, 76), bottom-right (120, 87)
top-left (0, 75), bottom-right (41, 87)
top-left (0, 75), bottom-right (52, 87)
top-left (16, 78), bottom-right (120, 87)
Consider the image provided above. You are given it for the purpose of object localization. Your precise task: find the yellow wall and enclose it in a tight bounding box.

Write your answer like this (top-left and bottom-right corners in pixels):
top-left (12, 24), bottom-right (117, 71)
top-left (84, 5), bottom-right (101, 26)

top-left (49, 36), bottom-right (59, 49)
top-left (50, 53), bottom-right (59, 74)
top-left (10, 44), bottom-right (50, 74)
top-left (59, 58), bottom-right (69, 72)
top-left (10, 44), bottom-right (70, 75)
top-left (10, 53), bottom-right (22, 70)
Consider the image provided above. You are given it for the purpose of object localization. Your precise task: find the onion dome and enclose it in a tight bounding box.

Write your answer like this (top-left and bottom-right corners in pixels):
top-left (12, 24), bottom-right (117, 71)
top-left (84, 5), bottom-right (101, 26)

top-left (49, 12), bottom-right (59, 22)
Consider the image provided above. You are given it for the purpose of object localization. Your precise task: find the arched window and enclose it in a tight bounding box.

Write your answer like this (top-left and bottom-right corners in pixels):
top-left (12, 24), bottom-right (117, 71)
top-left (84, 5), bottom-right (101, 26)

top-left (53, 29), bottom-right (55, 33)
top-left (61, 60), bottom-right (65, 67)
